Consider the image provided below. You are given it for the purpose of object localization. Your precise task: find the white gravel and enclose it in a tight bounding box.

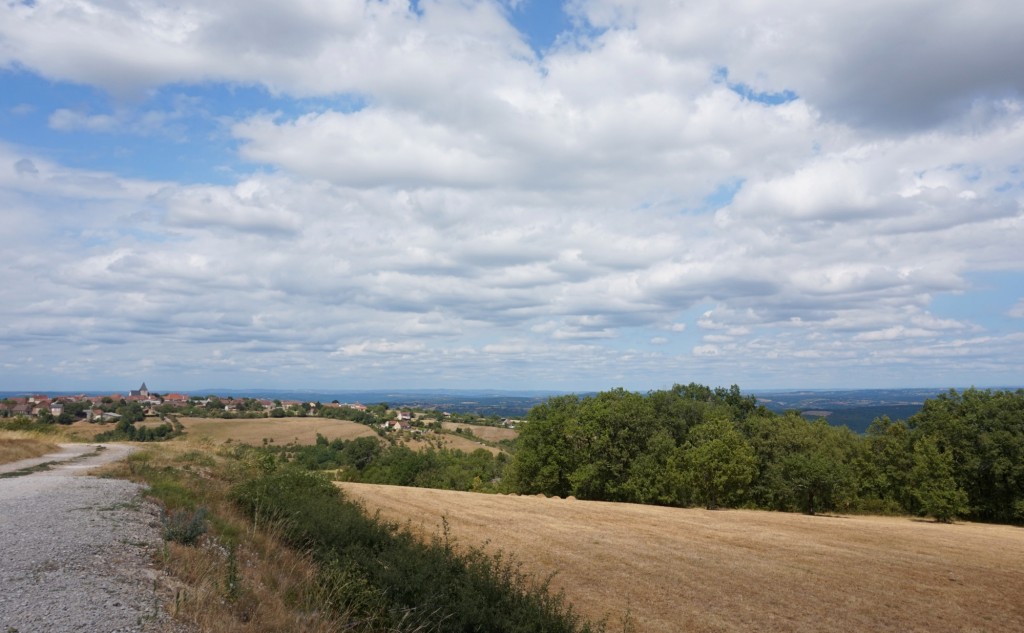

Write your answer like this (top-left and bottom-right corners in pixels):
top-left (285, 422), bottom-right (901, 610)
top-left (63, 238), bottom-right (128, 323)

top-left (0, 444), bottom-right (187, 632)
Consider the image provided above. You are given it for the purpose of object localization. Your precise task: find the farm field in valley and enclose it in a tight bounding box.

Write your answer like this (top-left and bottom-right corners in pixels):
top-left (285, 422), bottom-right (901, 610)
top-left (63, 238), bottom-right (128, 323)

top-left (440, 422), bottom-right (518, 442)
top-left (400, 432), bottom-right (504, 455)
top-left (49, 416), bottom-right (505, 452)
top-left (340, 483), bottom-right (1024, 633)
top-left (175, 416), bottom-right (378, 445)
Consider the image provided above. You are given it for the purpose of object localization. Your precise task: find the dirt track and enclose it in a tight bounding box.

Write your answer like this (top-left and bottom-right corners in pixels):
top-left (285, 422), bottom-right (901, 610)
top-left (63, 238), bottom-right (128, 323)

top-left (0, 444), bottom-right (183, 632)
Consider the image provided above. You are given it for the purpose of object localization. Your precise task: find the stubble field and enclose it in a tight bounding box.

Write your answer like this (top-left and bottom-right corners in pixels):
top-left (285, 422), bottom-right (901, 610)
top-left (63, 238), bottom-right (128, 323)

top-left (340, 483), bottom-right (1024, 633)
top-left (176, 416), bottom-right (378, 445)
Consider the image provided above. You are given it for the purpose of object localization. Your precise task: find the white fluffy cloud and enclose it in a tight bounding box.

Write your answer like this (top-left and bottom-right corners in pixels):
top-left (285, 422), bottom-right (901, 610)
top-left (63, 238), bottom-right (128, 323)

top-left (1, 1), bottom-right (1022, 390)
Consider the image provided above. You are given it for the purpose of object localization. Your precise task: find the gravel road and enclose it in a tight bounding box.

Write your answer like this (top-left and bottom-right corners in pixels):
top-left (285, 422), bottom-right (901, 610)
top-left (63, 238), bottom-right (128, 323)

top-left (0, 444), bottom-right (185, 632)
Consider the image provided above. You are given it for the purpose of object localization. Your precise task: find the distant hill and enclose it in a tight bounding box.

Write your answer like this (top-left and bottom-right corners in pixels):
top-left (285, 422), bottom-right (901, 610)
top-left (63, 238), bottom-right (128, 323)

top-left (751, 388), bottom-right (949, 432)
top-left (195, 388), bottom-right (578, 418)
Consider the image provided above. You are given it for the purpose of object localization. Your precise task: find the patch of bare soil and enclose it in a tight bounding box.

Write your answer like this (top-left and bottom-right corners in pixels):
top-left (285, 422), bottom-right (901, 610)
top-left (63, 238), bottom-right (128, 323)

top-left (340, 483), bottom-right (1024, 633)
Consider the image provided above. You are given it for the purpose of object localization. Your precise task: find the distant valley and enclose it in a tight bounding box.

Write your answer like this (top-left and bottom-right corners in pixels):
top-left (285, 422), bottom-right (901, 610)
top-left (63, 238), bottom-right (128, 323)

top-left (751, 388), bottom-right (956, 432)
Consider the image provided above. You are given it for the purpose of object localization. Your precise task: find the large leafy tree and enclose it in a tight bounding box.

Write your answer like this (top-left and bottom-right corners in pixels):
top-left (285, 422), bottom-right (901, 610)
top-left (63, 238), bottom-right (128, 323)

top-left (682, 418), bottom-right (757, 509)
top-left (566, 388), bottom-right (655, 501)
top-left (621, 428), bottom-right (685, 505)
top-left (910, 436), bottom-right (968, 522)
top-left (505, 395), bottom-right (582, 497)
top-left (909, 388), bottom-right (1024, 522)
top-left (760, 416), bottom-right (859, 515)
top-left (860, 416), bottom-right (916, 512)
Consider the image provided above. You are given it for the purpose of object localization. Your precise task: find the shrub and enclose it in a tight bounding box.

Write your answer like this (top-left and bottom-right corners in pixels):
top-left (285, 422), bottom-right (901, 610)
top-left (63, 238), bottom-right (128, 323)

top-left (230, 467), bottom-right (599, 632)
top-left (162, 506), bottom-right (208, 545)
top-left (0, 417), bottom-right (61, 434)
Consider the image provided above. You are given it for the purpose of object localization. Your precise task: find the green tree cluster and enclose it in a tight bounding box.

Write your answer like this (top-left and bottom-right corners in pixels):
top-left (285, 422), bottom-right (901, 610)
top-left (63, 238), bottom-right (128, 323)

top-left (508, 384), bottom-right (766, 509)
top-left (267, 435), bottom-right (506, 492)
top-left (508, 385), bottom-right (1024, 523)
top-left (94, 418), bottom-right (183, 442)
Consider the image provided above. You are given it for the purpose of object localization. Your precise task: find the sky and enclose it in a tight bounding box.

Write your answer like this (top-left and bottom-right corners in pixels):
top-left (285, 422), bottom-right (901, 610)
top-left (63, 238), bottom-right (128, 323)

top-left (1, 0), bottom-right (1023, 393)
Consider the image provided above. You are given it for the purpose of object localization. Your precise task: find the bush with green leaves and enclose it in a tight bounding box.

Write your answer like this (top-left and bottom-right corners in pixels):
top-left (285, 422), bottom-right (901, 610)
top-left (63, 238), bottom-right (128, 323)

top-left (230, 467), bottom-right (600, 633)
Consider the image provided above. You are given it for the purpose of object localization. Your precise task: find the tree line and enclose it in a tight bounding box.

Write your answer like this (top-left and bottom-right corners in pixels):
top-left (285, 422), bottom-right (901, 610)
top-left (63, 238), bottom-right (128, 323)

top-left (506, 384), bottom-right (1024, 523)
top-left (265, 434), bottom-right (507, 493)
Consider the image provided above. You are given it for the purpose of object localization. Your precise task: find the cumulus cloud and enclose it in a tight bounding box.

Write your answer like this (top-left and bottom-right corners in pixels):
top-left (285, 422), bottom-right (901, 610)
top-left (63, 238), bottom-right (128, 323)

top-left (1, 1), bottom-right (1022, 390)
top-left (162, 179), bottom-right (303, 235)
top-left (569, 0), bottom-right (1024, 130)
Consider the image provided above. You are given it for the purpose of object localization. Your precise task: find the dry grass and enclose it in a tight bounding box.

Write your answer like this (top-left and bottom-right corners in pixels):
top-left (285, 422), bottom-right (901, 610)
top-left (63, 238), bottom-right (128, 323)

top-left (0, 430), bottom-right (61, 465)
top-left (101, 442), bottom-right (348, 632)
top-left (341, 483), bottom-right (1024, 633)
top-left (61, 420), bottom-right (110, 440)
top-left (440, 422), bottom-right (519, 442)
top-left (158, 515), bottom-right (343, 633)
top-left (176, 417), bottom-right (378, 445)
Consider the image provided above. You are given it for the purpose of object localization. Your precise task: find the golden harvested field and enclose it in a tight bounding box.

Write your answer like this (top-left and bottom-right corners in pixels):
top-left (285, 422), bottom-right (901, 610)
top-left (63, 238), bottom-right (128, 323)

top-left (341, 483), bottom-right (1024, 633)
top-left (178, 417), bottom-right (378, 445)
top-left (441, 422), bottom-right (518, 442)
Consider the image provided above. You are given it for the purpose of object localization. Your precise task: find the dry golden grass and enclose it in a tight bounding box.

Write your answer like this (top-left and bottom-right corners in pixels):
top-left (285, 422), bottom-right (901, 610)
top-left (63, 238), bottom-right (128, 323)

top-left (441, 422), bottom-right (519, 442)
top-left (177, 417), bottom-right (378, 445)
top-left (0, 430), bottom-right (61, 464)
top-left (159, 515), bottom-right (344, 633)
top-left (61, 420), bottom-right (109, 440)
top-left (341, 483), bottom-right (1024, 633)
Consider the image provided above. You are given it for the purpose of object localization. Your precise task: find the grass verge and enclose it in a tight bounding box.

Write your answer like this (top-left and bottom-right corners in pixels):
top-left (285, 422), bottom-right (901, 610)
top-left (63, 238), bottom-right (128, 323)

top-left (100, 443), bottom-right (343, 632)
top-left (106, 442), bottom-right (600, 633)
top-left (231, 467), bottom-right (600, 633)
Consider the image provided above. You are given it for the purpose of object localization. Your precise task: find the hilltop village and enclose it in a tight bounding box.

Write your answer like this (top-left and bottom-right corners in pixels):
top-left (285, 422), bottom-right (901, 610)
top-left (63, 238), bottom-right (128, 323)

top-left (0, 383), bottom-right (521, 432)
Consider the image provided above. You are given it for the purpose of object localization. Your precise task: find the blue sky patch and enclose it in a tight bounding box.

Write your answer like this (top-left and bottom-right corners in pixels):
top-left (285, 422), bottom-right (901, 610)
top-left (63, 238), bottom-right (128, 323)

top-left (931, 271), bottom-right (1024, 331)
top-left (702, 180), bottom-right (745, 211)
top-left (1, 70), bottom-right (367, 185)
top-left (713, 67), bottom-right (798, 105)
top-left (503, 0), bottom-right (575, 55)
